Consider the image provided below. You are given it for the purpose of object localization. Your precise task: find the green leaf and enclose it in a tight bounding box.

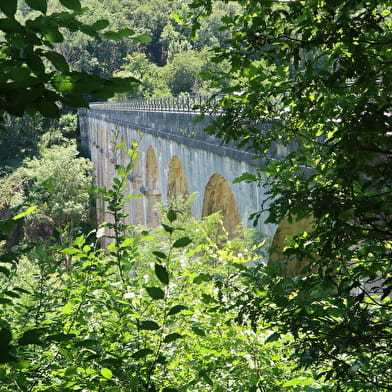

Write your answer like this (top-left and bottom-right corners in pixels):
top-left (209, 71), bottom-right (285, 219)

top-left (167, 209), bottom-right (177, 222)
top-left (170, 13), bottom-right (184, 24)
top-left (153, 251), bottom-right (167, 260)
top-left (0, 1), bottom-right (17, 17)
top-left (131, 348), bottom-right (153, 359)
top-left (139, 320), bottom-right (160, 330)
top-left (92, 19), bottom-right (109, 31)
top-left (265, 331), bottom-right (280, 343)
top-left (0, 266), bottom-right (10, 278)
top-left (0, 251), bottom-right (18, 263)
top-left (233, 172), bottom-right (257, 184)
top-left (44, 27), bottom-right (64, 43)
top-left (13, 287), bottom-right (31, 295)
top-left (145, 286), bottom-right (164, 300)
top-left (173, 237), bottom-right (192, 248)
top-left (100, 368), bottom-right (113, 379)
top-left (52, 74), bottom-right (74, 92)
top-left (18, 328), bottom-right (46, 346)
top-left (43, 51), bottom-right (69, 72)
top-left (162, 388), bottom-right (180, 392)
top-left (0, 328), bottom-right (12, 348)
top-left (163, 333), bottom-right (183, 343)
top-left (26, 55), bottom-right (45, 74)
top-left (0, 220), bottom-right (15, 234)
top-left (104, 28), bottom-right (135, 40)
top-left (155, 263), bottom-right (169, 285)
top-left (13, 205), bottom-right (37, 220)
top-left (3, 290), bottom-right (20, 299)
top-left (282, 378), bottom-right (313, 387)
top-left (46, 333), bottom-right (75, 342)
top-left (62, 302), bottom-right (73, 314)
top-left (59, 0), bottom-right (81, 11)
top-left (25, 0), bottom-right (47, 14)
top-left (167, 305), bottom-right (187, 316)
top-left (73, 235), bottom-right (85, 247)
top-left (193, 273), bottom-right (212, 284)
top-left (191, 326), bottom-right (206, 337)
top-left (162, 223), bottom-right (174, 233)
top-left (36, 101), bottom-right (60, 118)
top-left (116, 165), bottom-right (127, 179)
top-left (133, 34), bottom-right (152, 43)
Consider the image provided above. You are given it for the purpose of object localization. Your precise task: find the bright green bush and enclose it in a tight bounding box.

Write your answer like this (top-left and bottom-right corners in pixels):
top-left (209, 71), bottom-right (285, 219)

top-left (0, 150), bottom-right (332, 391)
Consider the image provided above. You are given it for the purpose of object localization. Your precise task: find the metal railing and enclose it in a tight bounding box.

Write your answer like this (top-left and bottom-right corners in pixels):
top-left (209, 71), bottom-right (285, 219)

top-left (89, 95), bottom-right (216, 113)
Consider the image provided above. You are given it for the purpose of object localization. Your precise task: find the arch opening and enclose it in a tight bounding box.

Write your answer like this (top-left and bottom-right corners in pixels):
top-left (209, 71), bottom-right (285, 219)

top-left (167, 156), bottom-right (189, 200)
top-left (202, 173), bottom-right (241, 238)
top-left (145, 146), bottom-right (161, 227)
top-left (269, 216), bottom-right (314, 276)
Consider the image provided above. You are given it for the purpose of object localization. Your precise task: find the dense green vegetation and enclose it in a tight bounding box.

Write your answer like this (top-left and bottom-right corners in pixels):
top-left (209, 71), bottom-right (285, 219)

top-left (1, 0), bottom-right (391, 391)
top-left (188, 1), bottom-right (392, 390)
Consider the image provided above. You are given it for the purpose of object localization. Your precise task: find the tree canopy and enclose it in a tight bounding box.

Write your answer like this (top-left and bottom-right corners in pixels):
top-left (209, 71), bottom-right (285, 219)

top-left (186, 0), bottom-right (392, 390)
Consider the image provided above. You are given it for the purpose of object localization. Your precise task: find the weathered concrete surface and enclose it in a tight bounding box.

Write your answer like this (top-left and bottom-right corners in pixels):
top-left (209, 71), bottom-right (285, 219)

top-left (79, 108), bottom-right (277, 240)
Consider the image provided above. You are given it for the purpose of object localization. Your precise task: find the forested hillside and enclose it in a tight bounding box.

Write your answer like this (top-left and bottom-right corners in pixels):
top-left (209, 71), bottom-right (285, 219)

top-left (0, 1), bottom-right (391, 391)
top-left (48, 0), bottom-right (237, 96)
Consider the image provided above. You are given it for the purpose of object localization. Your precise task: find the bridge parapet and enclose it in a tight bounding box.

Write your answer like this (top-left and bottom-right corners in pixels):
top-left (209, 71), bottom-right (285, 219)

top-left (89, 95), bottom-right (213, 113)
top-left (80, 99), bottom-right (279, 166)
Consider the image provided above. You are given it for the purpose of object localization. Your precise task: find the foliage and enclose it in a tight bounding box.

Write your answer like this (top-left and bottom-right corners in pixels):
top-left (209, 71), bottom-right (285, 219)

top-left (114, 52), bottom-right (171, 98)
top-left (0, 0), bottom-right (141, 121)
top-left (0, 115), bottom-right (46, 175)
top-left (164, 50), bottom-right (204, 96)
top-left (1, 142), bottom-right (93, 242)
top-left (187, 0), bottom-right (392, 390)
top-left (0, 153), bottom-right (332, 391)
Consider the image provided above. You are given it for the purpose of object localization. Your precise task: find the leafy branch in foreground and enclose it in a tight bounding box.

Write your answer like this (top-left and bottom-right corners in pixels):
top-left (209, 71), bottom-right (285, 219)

top-left (187, 0), bottom-right (392, 390)
top-left (0, 146), bottom-right (332, 391)
top-left (0, 0), bottom-right (146, 121)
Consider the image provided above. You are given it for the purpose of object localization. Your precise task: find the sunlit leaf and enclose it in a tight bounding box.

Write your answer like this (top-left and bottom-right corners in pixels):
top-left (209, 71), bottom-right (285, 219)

top-left (100, 368), bottom-right (113, 379)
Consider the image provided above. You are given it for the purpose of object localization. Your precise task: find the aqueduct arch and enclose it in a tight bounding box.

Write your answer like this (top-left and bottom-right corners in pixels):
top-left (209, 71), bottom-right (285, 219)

top-left (127, 139), bottom-right (144, 225)
top-left (167, 156), bottom-right (189, 199)
top-left (269, 216), bottom-right (314, 276)
top-left (202, 173), bottom-right (241, 237)
top-left (145, 146), bottom-right (161, 227)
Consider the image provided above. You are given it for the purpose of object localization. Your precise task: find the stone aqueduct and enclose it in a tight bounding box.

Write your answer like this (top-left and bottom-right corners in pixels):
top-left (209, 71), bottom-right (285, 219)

top-left (79, 98), bottom-right (280, 241)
